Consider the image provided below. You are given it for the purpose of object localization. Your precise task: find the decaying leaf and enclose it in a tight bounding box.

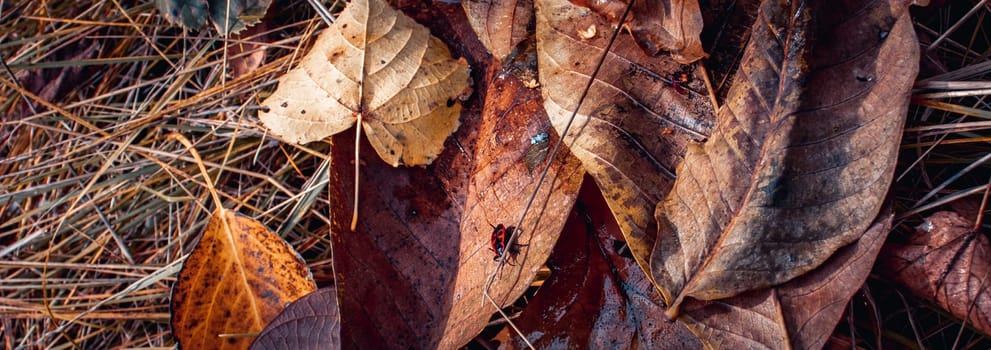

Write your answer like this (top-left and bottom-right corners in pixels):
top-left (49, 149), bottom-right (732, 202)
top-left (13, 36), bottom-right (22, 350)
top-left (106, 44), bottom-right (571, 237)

top-left (535, 0), bottom-right (716, 282)
top-left (650, 0), bottom-right (918, 318)
top-left (462, 0), bottom-right (534, 62)
top-left (250, 288), bottom-right (340, 350)
top-left (452, 63), bottom-right (584, 347)
top-left (881, 211), bottom-right (991, 337)
top-left (259, 0), bottom-right (471, 167)
top-left (227, 22), bottom-right (269, 79)
top-left (679, 213), bottom-right (893, 349)
top-left (156, 0), bottom-right (271, 35)
top-left (510, 180), bottom-right (701, 349)
top-left (171, 209), bottom-right (316, 350)
top-left (327, 56), bottom-right (583, 349)
top-left (572, 0), bottom-right (706, 63)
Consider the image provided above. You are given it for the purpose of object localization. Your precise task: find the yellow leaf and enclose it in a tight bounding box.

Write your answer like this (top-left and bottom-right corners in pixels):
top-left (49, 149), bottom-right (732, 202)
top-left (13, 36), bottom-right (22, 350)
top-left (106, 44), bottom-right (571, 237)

top-left (259, 0), bottom-right (471, 167)
top-left (171, 209), bottom-right (316, 350)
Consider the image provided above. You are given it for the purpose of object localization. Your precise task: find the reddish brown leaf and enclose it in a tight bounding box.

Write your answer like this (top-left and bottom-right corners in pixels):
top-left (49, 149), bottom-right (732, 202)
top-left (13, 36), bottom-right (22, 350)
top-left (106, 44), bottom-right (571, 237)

top-left (881, 211), bottom-right (991, 337)
top-left (462, 0), bottom-right (534, 62)
top-left (250, 288), bottom-right (340, 350)
top-left (171, 209), bottom-right (316, 350)
top-left (679, 213), bottom-right (893, 349)
top-left (326, 5), bottom-right (583, 348)
top-left (535, 0), bottom-right (717, 282)
top-left (650, 0), bottom-right (918, 317)
top-left (509, 179), bottom-right (701, 349)
top-left (571, 0), bottom-right (706, 63)
top-left (227, 21), bottom-right (269, 79)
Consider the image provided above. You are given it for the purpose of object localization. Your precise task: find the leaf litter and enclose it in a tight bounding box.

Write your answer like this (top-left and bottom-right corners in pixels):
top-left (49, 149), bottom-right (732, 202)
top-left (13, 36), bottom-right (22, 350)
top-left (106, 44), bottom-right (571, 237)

top-left (0, 0), bottom-right (984, 344)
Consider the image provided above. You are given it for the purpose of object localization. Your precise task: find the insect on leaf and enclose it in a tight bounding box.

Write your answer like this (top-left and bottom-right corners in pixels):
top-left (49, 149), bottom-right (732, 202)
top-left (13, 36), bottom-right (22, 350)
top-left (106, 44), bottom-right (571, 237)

top-left (171, 209), bottom-right (316, 350)
top-left (259, 0), bottom-right (471, 167)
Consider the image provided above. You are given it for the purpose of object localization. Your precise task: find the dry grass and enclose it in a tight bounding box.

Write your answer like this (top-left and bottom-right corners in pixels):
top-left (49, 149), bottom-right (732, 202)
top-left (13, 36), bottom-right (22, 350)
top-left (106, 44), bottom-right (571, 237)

top-left (0, 1), bottom-right (335, 348)
top-left (0, 0), bottom-right (989, 349)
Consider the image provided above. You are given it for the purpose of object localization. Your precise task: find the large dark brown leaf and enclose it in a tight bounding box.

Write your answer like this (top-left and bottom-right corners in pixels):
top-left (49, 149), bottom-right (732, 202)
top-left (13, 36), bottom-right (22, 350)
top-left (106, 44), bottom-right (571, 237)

top-left (881, 211), bottom-right (991, 337)
top-left (327, 6), bottom-right (584, 348)
top-left (535, 0), bottom-right (717, 281)
top-left (679, 213), bottom-right (893, 349)
top-left (509, 179), bottom-right (701, 349)
top-left (650, 0), bottom-right (918, 317)
top-left (571, 0), bottom-right (706, 63)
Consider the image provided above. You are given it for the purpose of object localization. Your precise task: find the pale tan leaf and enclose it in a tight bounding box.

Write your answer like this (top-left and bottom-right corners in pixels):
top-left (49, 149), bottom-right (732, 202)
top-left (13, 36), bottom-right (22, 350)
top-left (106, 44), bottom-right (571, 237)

top-left (259, 0), bottom-right (471, 166)
top-left (171, 209), bottom-right (316, 350)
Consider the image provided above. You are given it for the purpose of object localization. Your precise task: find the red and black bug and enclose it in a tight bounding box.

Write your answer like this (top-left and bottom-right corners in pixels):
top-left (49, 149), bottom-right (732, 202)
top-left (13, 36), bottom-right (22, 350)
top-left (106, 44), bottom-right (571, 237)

top-left (489, 224), bottom-right (526, 265)
top-left (672, 71), bottom-right (691, 95)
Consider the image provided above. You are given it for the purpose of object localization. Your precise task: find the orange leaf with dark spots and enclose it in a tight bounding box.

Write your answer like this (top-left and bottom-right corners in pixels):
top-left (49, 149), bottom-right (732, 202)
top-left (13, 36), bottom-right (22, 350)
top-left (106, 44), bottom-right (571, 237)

top-left (171, 209), bottom-right (315, 350)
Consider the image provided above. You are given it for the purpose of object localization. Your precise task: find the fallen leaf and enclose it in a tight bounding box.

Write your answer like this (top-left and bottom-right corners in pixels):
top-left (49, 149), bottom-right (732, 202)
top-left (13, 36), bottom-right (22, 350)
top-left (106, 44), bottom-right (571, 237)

top-left (571, 0), bottom-right (706, 63)
top-left (326, 31), bottom-right (582, 348)
top-left (462, 0), bottom-right (534, 62)
top-left (171, 209), bottom-right (316, 350)
top-left (650, 0), bottom-right (918, 317)
top-left (881, 211), bottom-right (991, 337)
top-left (156, 0), bottom-right (271, 35)
top-left (210, 0), bottom-right (271, 35)
top-left (679, 213), bottom-right (893, 349)
top-left (250, 288), bottom-right (340, 350)
top-left (509, 179), bottom-right (701, 349)
top-left (157, 0), bottom-right (209, 30)
top-left (259, 0), bottom-right (471, 167)
top-left (536, 0), bottom-right (716, 281)
top-left (227, 21), bottom-right (269, 79)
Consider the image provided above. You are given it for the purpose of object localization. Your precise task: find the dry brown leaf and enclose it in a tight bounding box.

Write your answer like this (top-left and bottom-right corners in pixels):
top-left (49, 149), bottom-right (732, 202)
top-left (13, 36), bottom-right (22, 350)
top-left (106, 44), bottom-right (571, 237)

top-left (259, 0), bottom-right (471, 167)
top-left (881, 211), bottom-right (991, 337)
top-left (571, 0), bottom-right (706, 63)
top-left (227, 22), bottom-right (268, 79)
top-left (323, 5), bottom-right (583, 346)
top-left (462, 0), bottom-right (534, 62)
top-left (250, 288), bottom-right (340, 350)
top-left (650, 0), bottom-right (918, 317)
top-left (171, 209), bottom-right (316, 350)
top-left (450, 64), bottom-right (585, 348)
top-left (509, 180), bottom-right (701, 349)
top-left (680, 213), bottom-right (893, 349)
top-left (535, 0), bottom-right (716, 282)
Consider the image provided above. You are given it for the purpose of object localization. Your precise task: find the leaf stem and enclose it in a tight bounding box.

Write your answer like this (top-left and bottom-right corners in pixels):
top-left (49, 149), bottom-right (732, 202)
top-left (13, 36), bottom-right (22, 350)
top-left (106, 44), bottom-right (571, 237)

top-left (352, 114), bottom-right (362, 231)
